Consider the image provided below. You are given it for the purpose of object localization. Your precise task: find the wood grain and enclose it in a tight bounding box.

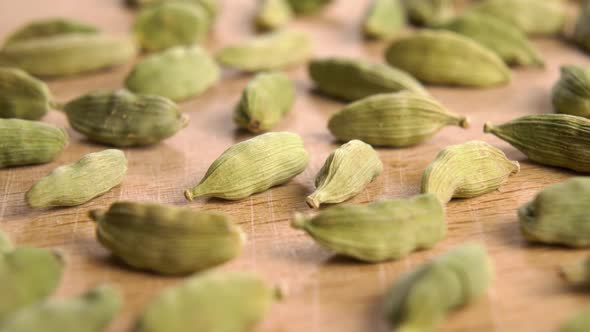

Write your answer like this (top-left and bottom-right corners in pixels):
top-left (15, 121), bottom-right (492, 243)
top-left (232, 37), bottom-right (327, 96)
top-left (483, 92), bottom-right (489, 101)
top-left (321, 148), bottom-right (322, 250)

top-left (1, 1), bottom-right (590, 331)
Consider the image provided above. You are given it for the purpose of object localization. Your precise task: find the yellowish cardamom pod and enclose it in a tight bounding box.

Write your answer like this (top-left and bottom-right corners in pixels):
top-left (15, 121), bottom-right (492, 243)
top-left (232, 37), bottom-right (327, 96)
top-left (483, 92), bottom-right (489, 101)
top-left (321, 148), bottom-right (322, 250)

top-left (363, 0), bottom-right (406, 40)
top-left (560, 308), bottom-right (590, 332)
top-left (552, 65), bottom-right (590, 118)
top-left (255, 0), bottom-right (293, 31)
top-left (127, 0), bottom-right (218, 19)
top-left (0, 67), bottom-right (53, 120)
top-left (3, 18), bottom-right (99, 47)
top-left (403, 0), bottom-right (456, 27)
top-left (574, 1), bottom-right (590, 53)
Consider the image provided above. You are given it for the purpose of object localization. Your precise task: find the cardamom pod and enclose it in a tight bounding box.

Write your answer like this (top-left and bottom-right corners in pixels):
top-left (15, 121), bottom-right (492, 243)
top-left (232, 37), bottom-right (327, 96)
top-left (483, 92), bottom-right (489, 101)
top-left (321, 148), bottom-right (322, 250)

top-left (309, 57), bottom-right (427, 101)
top-left (403, 0), bottom-right (456, 27)
top-left (90, 201), bottom-right (245, 275)
top-left (306, 140), bottom-right (383, 208)
top-left (0, 34), bottom-right (137, 77)
top-left (560, 256), bottom-right (590, 287)
top-left (185, 132), bottom-right (309, 200)
top-left (287, 0), bottom-right (332, 15)
top-left (363, 0), bottom-right (406, 40)
top-left (484, 114), bottom-right (590, 172)
top-left (552, 66), bottom-right (590, 118)
top-left (560, 308), bottom-right (590, 332)
top-left (256, 0), bottom-right (293, 31)
top-left (0, 119), bottom-right (68, 169)
top-left (216, 30), bottom-right (311, 72)
top-left (0, 67), bottom-right (53, 120)
top-left (384, 243), bottom-right (493, 332)
top-left (26, 149), bottom-right (127, 208)
top-left (292, 194), bottom-right (446, 262)
top-left (442, 13), bottom-right (544, 67)
top-left (421, 141), bottom-right (520, 204)
top-left (328, 92), bottom-right (469, 147)
top-left (385, 30), bottom-right (511, 87)
top-left (127, 0), bottom-right (218, 19)
top-left (133, 271), bottom-right (280, 332)
top-left (0, 230), bottom-right (11, 253)
top-left (573, 1), bottom-right (590, 53)
top-left (3, 18), bottom-right (99, 47)
top-left (519, 177), bottom-right (590, 247)
top-left (125, 46), bottom-right (220, 101)
top-left (233, 71), bottom-right (295, 133)
top-left (0, 285), bottom-right (121, 332)
top-left (63, 90), bottom-right (188, 147)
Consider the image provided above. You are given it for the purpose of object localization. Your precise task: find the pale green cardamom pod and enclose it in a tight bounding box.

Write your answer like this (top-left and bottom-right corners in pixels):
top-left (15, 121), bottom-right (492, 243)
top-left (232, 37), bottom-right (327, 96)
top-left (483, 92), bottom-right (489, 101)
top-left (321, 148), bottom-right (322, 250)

top-left (573, 1), bottom-right (590, 53)
top-left (133, 271), bottom-right (280, 332)
top-left (26, 149), bottom-right (127, 208)
top-left (127, 0), bottom-right (218, 19)
top-left (292, 193), bottom-right (446, 262)
top-left (484, 114), bottom-right (590, 172)
top-left (309, 57), bottom-right (427, 101)
top-left (255, 0), bottom-right (293, 31)
top-left (3, 18), bottom-right (99, 47)
top-left (328, 92), bottom-right (469, 147)
top-left (560, 308), bottom-right (590, 332)
top-left (385, 30), bottom-right (511, 87)
top-left (216, 30), bottom-right (311, 72)
top-left (0, 230), bottom-right (11, 253)
top-left (0, 34), bottom-right (137, 77)
top-left (0, 285), bottom-right (121, 332)
top-left (0, 119), bottom-right (68, 169)
top-left (307, 140), bottom-right (383, 208)
top-left (90, 201), bottom-right (245, 275)
top-left (552, 65), bottom-right (590, 118)
top-left (442, 13), bottom-right (544, 67)
top-left (185, 132), bottom-right (309, 200)
top-left (384, 243), bottom-right (493, 332)
top-left (421, 141), bottom-right (520, 204)
top-left (403, 0), bottom-right (456, 27)
top-left (363, 0), bottom-right (406, 40)
top-left (0, 67), bottom-right (53, 120)
top-left (63, 90), bottom-right (188, 147)
top-left (125, 46), bottom-right (220, 101)
top-left (287, 0), bottom-right (332, 15)
top-left (233, 71), bottom-right (295, 133)
top-left (519, 177), bottom-right (590, 247)
top-left (560, 256), bottom-right (590, 287)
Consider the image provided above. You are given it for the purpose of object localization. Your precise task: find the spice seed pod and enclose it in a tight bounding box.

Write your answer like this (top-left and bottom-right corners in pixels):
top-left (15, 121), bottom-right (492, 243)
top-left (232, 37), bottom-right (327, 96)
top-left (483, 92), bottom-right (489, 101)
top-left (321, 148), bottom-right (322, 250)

top-left (0, 67), bottom-right (53, 120)
top-left (363, 0), bottom-right (405, 40)
top-left (552, 65), bottom-right (590, 118)
top-left (3, 18), bottom-right (99, 47)
top-left (560, 308), bottom-right (590, 332)
top-left (403, 0), bottom-right (456, 27)
top-left (573, 1), bottom-right (590, 53)
top-left (127, 0), bottom-right (218, 19)
top-left (255, 0), bottom-right (293, 31)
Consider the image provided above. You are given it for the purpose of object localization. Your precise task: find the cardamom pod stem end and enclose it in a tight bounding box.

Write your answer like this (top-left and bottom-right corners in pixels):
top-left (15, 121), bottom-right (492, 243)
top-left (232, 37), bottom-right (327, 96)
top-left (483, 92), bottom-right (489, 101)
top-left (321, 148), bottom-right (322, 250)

top-left (560, 261), bottom-right (586, 285)
top-left (291, 213), bottom-right (308, 230)
top-left (88, 209), bottom-right (106, 222)
top-left (184, 189), bottom-right (195, 201)
top-left (459, 117), bottom-right (470, 129)
top-left (305, 194), bottom-right (321, 209)
top-left (483, 122), bottom-right (497, 134)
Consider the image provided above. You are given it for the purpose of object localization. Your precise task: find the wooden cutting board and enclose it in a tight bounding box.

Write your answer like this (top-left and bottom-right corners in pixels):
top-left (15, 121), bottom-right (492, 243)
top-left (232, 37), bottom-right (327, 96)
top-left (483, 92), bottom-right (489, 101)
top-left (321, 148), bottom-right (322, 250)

top-left (1, 1), bottom-right (589, 331)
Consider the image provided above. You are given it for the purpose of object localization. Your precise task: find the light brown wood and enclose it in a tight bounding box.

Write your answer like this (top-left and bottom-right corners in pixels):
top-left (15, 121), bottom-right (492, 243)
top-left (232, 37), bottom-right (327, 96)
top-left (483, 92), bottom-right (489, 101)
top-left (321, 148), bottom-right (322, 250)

top-left (1, 1), bottom-right (590, 331)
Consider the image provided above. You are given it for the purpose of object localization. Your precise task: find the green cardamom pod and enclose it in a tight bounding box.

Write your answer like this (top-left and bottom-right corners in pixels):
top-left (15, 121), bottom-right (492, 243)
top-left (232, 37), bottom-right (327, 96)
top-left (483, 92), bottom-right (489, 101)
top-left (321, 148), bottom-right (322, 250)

top-left (0, 119), bottom-right (68, 169)
top-left (385, 30), bottom-right (511, 87)
top-left (560, 308), bottom-right (590, 332)
top-left (484, 114), bottom-right (590, 172)
top-left (185, 132), bottom-right (309, 200)
top-left (133, 271), bottom-right (280, 332)
top-left (384, 243), bottom-right (493, 332)
top-left (442, 13), bottom-right (544, 67)
top-left (127, 0), bottom-right (218, 19)
top-left (307, 140), bottom-right (383, 208)
top-left (560, 256), bottom-right (590, 287)
top-left (552, 65), bottom-right (590, 118)
top-left (63, 90), bottom-right (188, 147)
top-left (403, 0), bottom-right (456, 27)
top-left (287, 0), bottom-right (332, 15)
top-left (3, 18), bottom-right (99, 47)
top-left (216, 30), bottom-right (311, 72)
top-left (233, 71), bottom-right (295, 133)
top-left (125, 46), bottom-right (220, 101)
top-left (421, 140), bottom-right (520, 204)
top-left (574, 2), bottom-right (590, 53)
top-left (0, 230), bottom-right (11, 253)
top-left (328, 92), bottom-right (469, 147)
top-left (256, 0), bottom-right (293, 31)
top-left (363, 0), bottom-right (406, 40)
top-left (0, 67), bottom-right (53, 120)
top-left (90, 201), bottom-right (245, 275)
top-left (292, 194), bottom-right (446, 262)
top-left (519, 177), bottom-right (590, 247)
top-left (26, 149), bottom-right (127, 208)
top-left (0, 285), bottom-right (121, 332)
top-left (309, 57), bottom-right (427, 101)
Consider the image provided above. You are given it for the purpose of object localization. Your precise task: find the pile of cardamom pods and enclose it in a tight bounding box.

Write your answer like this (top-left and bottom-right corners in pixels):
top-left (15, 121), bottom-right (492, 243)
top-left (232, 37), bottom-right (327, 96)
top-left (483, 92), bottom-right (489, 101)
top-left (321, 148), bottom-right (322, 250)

top-left (1, 0), bottom-right (590, 331)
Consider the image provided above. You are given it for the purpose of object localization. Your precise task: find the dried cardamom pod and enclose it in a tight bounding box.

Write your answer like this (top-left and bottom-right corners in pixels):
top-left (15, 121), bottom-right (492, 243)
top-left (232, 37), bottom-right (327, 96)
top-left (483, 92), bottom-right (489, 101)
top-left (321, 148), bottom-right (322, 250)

top-left (233, 71), bottom-right (295, 133)
top-left (0, 119), bottom-right (68, 169)
top-left (0, 285), bottom-right (121, 332)
top-left (3, 18), bottom-right (99, 47)
top-left (125, 46), bottom-right (220, 101)
top-left (0, 67), bottom-right (53, 120)
top-left (127, 0), bottom-right (218, 19)
top-left (328, 92), bottom-right (469, 147)
top-left (442, 13), bottom-right (544, 67)
top-left (133, 271), bottom-right (280, 332)
top-left (26, 149), bottom-right (127, 208)
top-left (519, 177), bottom-right (590, 247)
top-left (484, 114), bottom-right (590, 172)
top-left (185, 132), bottom-right (309, 200)
top-left (63, 90), bottom-right (188, 147)
top-left (552, 66), bottom-right (590, 118)
top-left (133, 2), bottom-right (212, 52)
top-left (90, 201), bottom-right (245, 275)
top-left (287, 0), bottom-right (332, 15)
top-left (573, 2), bottom-right (590, 53)
top-left (0, 230), bottom-right (11, 253)
top-left (560, 308), bottom-right (590, 332)
top-left (307, 140), bottom-right (383, 208)
top-left (384, 243), bottom-right (493, 332)
top-left (256, 0), bottom-right (293, 31)
top-left (363, 0), bottom-right (406, 40)
top-left (421, 141), bottom-right (520, 204)
top-left (403, 0), bottom-right (456, 27)
top-left (560, 256), bottom-right (590, 287)
top-left (216, 30), bottom-right (311, 72)
top-left (293, 194), bottom-right (446, 262)
top-left (385, 30), bottom-right (511, 87)
top-left (309, 57), bottom-right (427, 101)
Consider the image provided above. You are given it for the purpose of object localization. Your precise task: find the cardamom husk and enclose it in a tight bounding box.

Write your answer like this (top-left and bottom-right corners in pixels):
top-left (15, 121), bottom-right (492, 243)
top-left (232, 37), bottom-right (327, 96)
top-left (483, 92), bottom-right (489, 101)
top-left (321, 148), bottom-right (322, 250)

top-left (127, 0), bottom-right (218, 19)
top-left (287, 0), bottom-right (332, 15)
top-left (90, 201), bottom-right (245, 275)
top-left (560, 256), bottom-right (590, 287)
top-left (403, 0), bottom-right (456, 27)
top-left (328, 91), bottom-right (469, 147)
top-left (573, 1), bottom-right (590, 53)
top-left (0, 67), bottom-right (53, 120)
top-left (185, 132), bottom-right (309, 200)
top-left (307, 140), bottom-right (383, 208)
top-left (552, 65), bottom-right (590, 118)
top-left (363, 0), bottom-right (406, 40)
top-left (256, 0), bottom-right (293, 31)
top-left (292, 193), bottom-right (446, 262)
top-left (3, 18), bottom-right (99, 47)
top-left (560, 308), bottom-right (590, 332)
